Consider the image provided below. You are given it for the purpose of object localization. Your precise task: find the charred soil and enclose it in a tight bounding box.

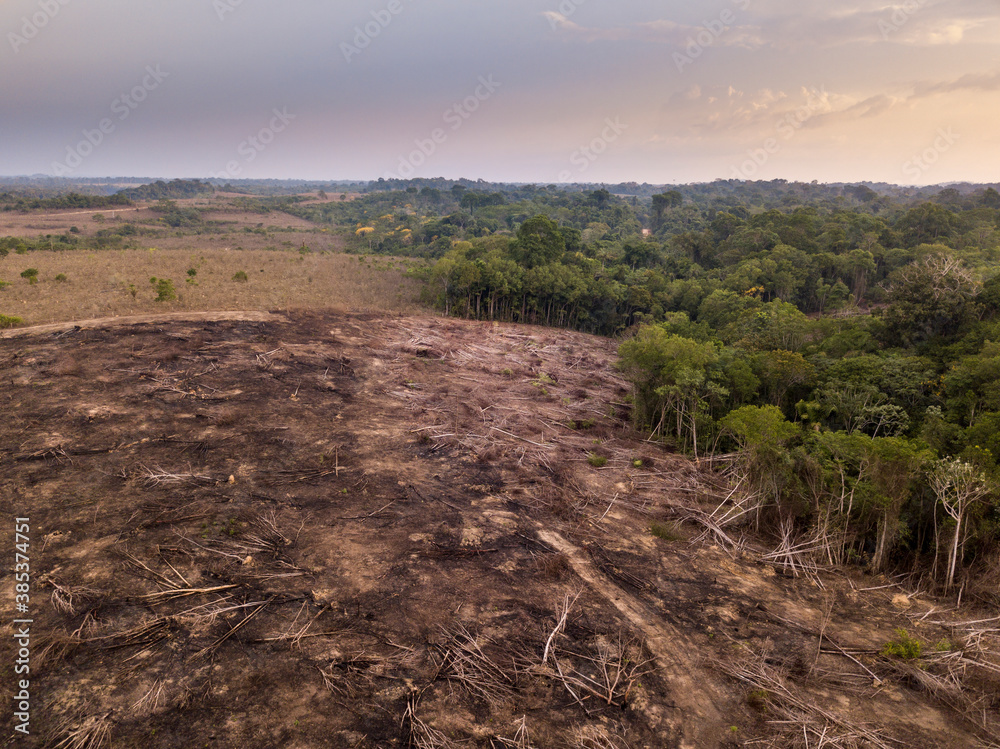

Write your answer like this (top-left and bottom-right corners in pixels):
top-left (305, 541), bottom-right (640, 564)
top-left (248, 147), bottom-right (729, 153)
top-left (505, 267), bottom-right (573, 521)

top-left (1, 312), bottom-right (997, 748)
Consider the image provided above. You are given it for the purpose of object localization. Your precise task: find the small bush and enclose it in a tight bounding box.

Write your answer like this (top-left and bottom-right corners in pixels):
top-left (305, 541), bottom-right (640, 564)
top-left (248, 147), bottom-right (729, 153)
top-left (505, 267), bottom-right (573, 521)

top-left (20, 268), bottom-right (39, 285)
top-left (587, 453), bottom-right (608, 468)
top-left (0, 314), bottom-right (24, 329)
top-left (54, 273), bottom-right (68, 283)
top-left (149, 277), bottom-right (177, 302)
top-left (0, 280), bottom-right (10, 290)
top-left (650, 521), bottom-right (681, 541)
top-left (233, 270), bottom-right (249, 282)
top-left (746, 689), bottom-right (770, 712)
top-left (880, 629), bottom-right (923, 660)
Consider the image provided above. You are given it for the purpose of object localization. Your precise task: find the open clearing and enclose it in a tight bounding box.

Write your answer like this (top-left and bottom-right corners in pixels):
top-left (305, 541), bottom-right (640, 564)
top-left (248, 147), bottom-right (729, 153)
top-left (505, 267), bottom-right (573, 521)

top-left (0, 248), bottom-right (420, 326)
top-left (1, 311), bottom-right (997, 747)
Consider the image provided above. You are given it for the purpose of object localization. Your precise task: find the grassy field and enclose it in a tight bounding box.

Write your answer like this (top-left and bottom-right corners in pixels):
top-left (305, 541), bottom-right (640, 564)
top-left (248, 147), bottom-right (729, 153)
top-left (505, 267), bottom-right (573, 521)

top-left (0, 247), bottom-right (423, 326)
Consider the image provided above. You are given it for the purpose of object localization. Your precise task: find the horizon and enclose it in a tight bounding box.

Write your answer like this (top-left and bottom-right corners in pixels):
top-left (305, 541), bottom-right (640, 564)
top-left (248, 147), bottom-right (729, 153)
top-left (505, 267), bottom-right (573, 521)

top-left (3, 0), bottom-right (998, 185)
top-left (2, 175), bottom-right (999, 193)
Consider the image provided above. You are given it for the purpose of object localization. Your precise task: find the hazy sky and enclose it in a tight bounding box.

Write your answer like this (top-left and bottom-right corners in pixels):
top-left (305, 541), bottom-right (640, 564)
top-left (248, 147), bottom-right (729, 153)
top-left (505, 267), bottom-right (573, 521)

top-left (2, 0), bottom-right (998, 184)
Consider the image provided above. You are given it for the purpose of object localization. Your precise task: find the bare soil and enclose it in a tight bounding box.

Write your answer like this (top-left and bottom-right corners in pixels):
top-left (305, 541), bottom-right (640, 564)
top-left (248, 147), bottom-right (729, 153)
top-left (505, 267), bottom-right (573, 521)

top-left (1, 311), bottom-right (997, 748)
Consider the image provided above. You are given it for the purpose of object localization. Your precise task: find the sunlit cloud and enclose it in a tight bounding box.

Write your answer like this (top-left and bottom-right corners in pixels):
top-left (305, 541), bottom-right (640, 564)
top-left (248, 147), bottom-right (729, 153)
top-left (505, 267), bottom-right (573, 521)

top-left (542, 0), bottom-right (998, 50)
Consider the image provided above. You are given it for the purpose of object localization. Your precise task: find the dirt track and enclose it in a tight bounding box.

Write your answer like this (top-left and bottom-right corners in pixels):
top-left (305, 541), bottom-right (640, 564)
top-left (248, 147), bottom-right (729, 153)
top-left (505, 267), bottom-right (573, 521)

top-left (0, 310), bottom-right (993, 748)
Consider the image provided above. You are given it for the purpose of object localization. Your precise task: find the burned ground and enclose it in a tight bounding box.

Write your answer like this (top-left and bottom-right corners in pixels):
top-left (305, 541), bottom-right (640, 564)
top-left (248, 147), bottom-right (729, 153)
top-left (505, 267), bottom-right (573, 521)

top-left (1, 312), bottom-right (997, 748)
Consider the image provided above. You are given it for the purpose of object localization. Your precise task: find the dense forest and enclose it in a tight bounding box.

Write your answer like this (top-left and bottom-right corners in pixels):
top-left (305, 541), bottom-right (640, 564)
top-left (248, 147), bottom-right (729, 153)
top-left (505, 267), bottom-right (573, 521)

top-left (117, 178), bottom-right (215, 201)
top-left (286, 180), bottom-right (1000, 599)
top-left (0, 191), bottom-right (133, 212)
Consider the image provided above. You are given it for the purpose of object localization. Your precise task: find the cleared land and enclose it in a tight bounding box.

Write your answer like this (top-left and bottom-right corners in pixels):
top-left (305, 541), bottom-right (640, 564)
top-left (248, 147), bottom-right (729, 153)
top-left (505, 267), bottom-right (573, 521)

top-left (0, 195), bottom-right (420, 327)
top-left (0, 248), bottom-right (420, 326)
top-left (1, 311), bottom-right (997, 748)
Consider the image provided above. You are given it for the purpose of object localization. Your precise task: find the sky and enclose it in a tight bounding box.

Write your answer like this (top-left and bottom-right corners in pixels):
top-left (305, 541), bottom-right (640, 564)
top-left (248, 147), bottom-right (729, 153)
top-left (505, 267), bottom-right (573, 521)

top-left (1, 0), bottom-right (999, 185)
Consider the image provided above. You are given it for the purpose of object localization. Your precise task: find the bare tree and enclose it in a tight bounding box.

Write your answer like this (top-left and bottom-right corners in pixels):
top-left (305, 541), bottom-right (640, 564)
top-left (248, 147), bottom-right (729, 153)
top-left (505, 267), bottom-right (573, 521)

top-left (929, 458), bottom-right (993, 591)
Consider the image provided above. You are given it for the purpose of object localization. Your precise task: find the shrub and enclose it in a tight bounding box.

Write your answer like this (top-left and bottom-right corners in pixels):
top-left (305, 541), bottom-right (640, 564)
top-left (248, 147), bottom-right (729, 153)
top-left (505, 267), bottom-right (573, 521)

top-left (0, 280), bottom-right (10, 290)
top-left (54, 273), bottom-right (68, 282)
top-left (650, 521), bottom-right (680, 541)
top-left (746, 689), bottom-right (770, 712)
top-left (149, 277), bottom-right (177, 302)
top-left (587, 453), bottom-right (608, 468)
top-left (20, 268), bottom-right (39, 285)
top-left (0, 314), bottom-right (24, 328)
top-left (232, 271), bottom-right (249, 282)
top-left (880, 629), bottom-right (922, 660)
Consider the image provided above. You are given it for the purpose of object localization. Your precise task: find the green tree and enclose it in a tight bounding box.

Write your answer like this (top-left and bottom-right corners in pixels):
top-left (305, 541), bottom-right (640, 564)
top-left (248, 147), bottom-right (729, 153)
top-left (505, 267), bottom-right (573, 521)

top-left (868, 437), bottom-right (933, 572)
top-left (512, 215), bottom-right (566, 268)
top-left (619, 327), bottom-right (727, 456)
top-left (880, 254), bottom-right (981, 347)
top-left (719, 405), bottom-right (799, 528)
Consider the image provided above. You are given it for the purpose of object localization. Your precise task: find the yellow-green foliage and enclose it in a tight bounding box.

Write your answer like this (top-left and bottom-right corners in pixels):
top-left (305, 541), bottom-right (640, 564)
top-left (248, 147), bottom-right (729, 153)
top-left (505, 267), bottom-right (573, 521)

top-left (880, 628), bottom-right (923, 660)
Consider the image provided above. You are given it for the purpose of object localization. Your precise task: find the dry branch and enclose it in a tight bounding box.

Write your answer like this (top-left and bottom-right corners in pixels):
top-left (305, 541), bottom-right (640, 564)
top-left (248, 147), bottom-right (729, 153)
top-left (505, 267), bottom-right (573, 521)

top-left (435, 624), bottom-right (517, 710)
top-left (51, 712), bottom-right (114, 749)
top-left (404, 696), bottom-right (462, 749)
top-left (716, 646), bottom-right (899, 748)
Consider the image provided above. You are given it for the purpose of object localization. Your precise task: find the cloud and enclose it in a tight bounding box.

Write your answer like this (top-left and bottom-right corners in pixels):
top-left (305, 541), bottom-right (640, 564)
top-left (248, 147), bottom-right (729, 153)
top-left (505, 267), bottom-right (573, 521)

top-left (911, 70), bottom-right (1000, 99)
top-left (757, 0), bottom-right (997, 48)
top-left (542, 0), bottom-right (999, 50)
top-left (801, 93), bottom-right (900, 130)
top-left (658, 84), bottom-right (913, 141)
top-left (542, 12), bottom-right (764, 50)
top-left (541, 12), bottom-right (628, 42)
